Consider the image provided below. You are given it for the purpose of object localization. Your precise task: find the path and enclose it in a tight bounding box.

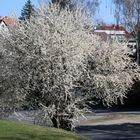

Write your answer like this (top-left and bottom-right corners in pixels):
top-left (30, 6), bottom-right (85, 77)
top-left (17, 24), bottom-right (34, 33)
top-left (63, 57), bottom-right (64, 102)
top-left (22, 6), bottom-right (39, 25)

top-left (76, 110), bottom-right (140, 140)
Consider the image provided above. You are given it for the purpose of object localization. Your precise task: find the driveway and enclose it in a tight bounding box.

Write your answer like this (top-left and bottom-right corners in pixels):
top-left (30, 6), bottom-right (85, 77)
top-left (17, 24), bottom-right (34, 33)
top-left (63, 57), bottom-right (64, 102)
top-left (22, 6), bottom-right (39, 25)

top-left (76, 110), bottom-right (140, 140)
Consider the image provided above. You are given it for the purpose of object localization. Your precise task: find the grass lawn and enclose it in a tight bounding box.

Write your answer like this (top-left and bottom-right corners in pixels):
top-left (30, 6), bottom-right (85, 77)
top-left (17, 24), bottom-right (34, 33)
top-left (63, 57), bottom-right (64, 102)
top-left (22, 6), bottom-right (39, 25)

top-left (0, 119), bottom-right (89, 140)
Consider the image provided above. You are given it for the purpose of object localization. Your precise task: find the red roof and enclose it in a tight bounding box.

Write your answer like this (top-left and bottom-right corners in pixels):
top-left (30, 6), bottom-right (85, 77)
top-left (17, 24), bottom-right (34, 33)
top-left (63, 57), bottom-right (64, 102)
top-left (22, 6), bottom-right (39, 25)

top-left (0, 17), bottom-right (16, 26)
top-left (124, 32), bottom-right (135, 39)
top-left (95, 25), bottom-right (135, 39)
top-left (97, 25), bottom-right (126, 31)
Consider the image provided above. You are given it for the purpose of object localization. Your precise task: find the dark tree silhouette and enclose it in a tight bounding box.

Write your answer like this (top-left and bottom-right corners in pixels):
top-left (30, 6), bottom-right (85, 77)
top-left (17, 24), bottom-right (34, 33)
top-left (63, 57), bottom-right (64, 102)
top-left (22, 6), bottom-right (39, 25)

top-left (51, 0), bottom-right (73, 9)
top-left (20, 0), bottom-right (35, 21)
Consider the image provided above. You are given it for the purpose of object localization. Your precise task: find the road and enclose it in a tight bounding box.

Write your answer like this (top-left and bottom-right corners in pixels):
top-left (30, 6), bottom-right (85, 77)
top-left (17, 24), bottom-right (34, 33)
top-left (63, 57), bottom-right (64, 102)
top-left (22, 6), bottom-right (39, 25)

top-left (76, 110), bottom-right (140, 140)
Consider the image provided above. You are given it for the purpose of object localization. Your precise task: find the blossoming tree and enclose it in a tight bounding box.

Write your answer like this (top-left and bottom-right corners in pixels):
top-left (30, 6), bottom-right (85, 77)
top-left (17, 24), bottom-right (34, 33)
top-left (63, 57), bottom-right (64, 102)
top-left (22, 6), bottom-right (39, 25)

top-left (0, 4), bottom-right (139, 131)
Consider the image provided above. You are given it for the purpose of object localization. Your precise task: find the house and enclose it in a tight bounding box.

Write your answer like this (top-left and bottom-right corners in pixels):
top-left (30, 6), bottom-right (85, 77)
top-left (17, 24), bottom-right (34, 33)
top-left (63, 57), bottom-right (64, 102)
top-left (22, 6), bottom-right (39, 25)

top-left (94, 25), bottom-right (134, 40)
top-left (94, 25), bottom-right (137, 59)
top-left (0, 17), bottom-right (16, 32)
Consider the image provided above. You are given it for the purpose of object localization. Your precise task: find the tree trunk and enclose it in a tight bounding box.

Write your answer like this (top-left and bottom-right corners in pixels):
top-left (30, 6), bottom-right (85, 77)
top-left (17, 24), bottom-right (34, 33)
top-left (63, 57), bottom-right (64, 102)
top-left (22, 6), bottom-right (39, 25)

top-left (137, 29), bottom-right (140, 65)
top-left (51, 116), bottom-right (59, 128)
top-left (51, 114), bottom-right (73, 131)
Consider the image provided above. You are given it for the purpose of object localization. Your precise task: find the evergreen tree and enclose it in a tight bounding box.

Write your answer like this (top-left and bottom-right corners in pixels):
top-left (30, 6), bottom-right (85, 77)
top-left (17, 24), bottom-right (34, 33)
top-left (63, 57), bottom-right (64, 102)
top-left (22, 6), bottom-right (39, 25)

top-left (51, 0), bottom-right (73, 9)
top-left (51, 0), bottom-right (99, 14)
top-left (20, 0), bottom-right (35, 21)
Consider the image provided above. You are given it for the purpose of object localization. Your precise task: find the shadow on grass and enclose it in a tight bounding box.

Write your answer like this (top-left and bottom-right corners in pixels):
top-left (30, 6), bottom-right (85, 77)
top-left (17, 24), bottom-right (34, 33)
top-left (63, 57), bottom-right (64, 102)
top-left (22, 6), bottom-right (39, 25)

top-left (76, 123), bottom-right (140, 140)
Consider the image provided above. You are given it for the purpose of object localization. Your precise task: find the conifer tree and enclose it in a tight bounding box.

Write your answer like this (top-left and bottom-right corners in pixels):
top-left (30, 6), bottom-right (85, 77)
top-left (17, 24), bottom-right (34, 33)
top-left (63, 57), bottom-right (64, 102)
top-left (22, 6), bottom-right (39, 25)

top-left (20, 0), bottom-right (35, 21)
top-left (51, 0), bottom-right (72, 9)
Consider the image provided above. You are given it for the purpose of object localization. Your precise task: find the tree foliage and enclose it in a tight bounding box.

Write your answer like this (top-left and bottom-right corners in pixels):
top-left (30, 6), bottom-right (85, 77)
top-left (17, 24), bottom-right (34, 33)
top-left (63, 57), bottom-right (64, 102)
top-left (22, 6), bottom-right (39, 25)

top-left (20, 0), bottom-right (35, 21)
top-left (0, 4), bottom-right (139, 131)
top-left (113, 0), bottom-right (140, 31)
top-left (113, 0), bottom-right (140, 64)
top-left (51, 0), bottom-right (73, 9)
top-left (51, 0), bottom-right (99, 15)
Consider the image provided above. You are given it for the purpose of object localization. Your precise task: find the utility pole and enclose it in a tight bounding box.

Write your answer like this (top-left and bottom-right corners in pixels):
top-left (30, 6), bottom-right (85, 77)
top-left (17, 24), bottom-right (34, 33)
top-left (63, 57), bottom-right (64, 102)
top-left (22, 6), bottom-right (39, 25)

top-left (136, 1), bottom-right (140, 65)
top-left (136, 28), bottom-right (140, 65)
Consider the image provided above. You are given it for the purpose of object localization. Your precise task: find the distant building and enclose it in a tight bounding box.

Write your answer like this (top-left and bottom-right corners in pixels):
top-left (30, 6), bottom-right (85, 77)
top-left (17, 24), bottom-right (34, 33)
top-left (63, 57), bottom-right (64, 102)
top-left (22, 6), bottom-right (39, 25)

top-left (0, 17), bottom-right (16, 32)
top-left (94, 25), bottom-right (137, 60)
top-left (94, 25), bottom-right (134, 40)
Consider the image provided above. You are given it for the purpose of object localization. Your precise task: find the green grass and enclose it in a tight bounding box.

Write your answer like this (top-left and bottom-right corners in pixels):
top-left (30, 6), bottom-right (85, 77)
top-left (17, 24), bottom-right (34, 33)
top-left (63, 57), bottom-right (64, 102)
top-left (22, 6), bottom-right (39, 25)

top-left (0, 119), bottom-right (89, 140)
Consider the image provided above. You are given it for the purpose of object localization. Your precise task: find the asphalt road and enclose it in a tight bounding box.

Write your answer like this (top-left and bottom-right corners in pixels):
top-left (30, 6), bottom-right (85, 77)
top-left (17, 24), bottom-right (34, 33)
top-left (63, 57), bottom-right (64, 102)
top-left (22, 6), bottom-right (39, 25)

top-left (76, 110), bottom-right (140, 140)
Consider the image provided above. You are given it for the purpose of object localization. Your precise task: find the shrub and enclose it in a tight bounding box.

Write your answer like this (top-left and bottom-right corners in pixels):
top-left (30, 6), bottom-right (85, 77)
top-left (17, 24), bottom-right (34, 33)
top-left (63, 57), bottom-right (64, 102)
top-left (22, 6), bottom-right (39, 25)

top-left (0, 4), bottom-right (139, 130)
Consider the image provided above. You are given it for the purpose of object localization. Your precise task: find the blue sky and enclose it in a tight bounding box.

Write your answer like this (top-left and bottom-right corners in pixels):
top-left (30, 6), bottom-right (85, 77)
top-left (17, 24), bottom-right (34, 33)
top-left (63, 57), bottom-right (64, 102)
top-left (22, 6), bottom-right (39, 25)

top-left (0, 0), bottom-right (38, 17)
top-left (96, 0), bottom-right (115, 24)
top-left (0, 0), bottom-right (115, 24)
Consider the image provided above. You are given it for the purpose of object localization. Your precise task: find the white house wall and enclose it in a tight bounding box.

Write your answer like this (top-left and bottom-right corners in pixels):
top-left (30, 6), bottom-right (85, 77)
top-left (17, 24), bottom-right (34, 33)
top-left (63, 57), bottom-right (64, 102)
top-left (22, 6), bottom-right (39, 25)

top-left (0, 21), bottom-right (9, 33)
top-left (95, 30), bottom-right (125, 35)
